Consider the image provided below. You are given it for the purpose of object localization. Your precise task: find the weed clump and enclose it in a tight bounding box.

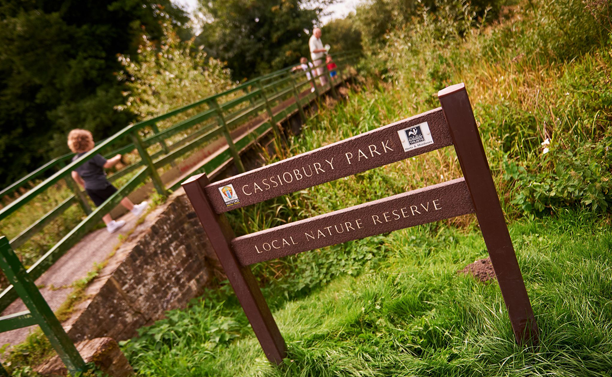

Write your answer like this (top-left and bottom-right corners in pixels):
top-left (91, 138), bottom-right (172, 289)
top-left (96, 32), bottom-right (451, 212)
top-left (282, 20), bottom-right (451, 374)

top-left (365, 0), bottom-right (612, 216)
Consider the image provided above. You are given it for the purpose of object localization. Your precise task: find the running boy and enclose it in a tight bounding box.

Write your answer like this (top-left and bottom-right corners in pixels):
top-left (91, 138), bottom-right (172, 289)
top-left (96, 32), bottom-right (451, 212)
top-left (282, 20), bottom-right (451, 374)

top-left (67, 129), bottom-right (148, 233)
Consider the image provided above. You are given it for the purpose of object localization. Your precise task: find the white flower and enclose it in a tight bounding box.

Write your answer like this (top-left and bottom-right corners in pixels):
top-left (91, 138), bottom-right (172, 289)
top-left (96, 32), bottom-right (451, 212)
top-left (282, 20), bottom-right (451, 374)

top-left (541, 138), bottom-right (550, 146)
top-left (543, 147), bottom-right (549, 154)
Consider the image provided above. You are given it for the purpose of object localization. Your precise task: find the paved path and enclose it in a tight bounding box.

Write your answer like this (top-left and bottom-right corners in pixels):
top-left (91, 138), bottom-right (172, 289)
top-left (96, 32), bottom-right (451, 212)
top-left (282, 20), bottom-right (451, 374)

top-left (0, 209), bottom-right (143, 349)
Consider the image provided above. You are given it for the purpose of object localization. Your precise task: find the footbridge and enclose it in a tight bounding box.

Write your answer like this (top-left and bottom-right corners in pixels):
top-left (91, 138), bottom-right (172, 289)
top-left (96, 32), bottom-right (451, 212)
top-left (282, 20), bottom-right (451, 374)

top-left (0, 51), bottom-right (360, 335)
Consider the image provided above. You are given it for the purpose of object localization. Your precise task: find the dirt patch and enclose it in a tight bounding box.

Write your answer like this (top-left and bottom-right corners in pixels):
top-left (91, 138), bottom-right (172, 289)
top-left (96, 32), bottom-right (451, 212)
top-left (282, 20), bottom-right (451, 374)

top-left (459, 257), bottom-right (496, 283)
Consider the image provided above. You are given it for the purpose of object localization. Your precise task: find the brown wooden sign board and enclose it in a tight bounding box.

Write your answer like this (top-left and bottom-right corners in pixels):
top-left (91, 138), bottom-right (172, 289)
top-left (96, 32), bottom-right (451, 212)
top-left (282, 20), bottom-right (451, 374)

top-left (183, 84), bottom-right (538, 364)
top-left (204, 108), bottom-right (452, 213)
top-left (233, 178), bottom-right (473, 265)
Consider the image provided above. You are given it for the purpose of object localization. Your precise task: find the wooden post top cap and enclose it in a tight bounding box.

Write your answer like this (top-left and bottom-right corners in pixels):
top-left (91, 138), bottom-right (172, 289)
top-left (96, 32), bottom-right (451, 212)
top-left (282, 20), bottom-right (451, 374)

top-left (438, 83), bottom-right (465, 97)
top-left (182, 173), bottom-right (205, 185)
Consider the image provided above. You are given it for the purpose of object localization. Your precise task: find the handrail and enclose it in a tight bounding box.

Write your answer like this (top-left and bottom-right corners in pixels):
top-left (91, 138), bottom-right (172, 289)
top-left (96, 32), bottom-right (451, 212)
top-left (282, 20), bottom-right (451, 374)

top-left (263, 75), bottom-right (294, 91)
top-left (0, 155), bottom-right (71, 198)
top-left (0, 237), bottom-right (87, 374)
top-left (1, 50), bottom-right (361, 199)
top-left (9, 196), bottom-right (77, 250)
top-left (219, 89), bottom-right (262, 112)
top-left (142, 108), bottom-right (217, 147)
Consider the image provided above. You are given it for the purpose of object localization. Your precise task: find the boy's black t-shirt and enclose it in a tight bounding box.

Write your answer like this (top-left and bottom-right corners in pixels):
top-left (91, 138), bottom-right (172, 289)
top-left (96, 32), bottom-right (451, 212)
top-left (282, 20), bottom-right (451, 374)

top-left (72, 153), bottom-right (110, 190)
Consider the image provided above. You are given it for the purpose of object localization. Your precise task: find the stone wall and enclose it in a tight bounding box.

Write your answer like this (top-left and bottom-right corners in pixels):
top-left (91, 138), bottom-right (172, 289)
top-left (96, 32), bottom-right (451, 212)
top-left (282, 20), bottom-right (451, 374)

top-left (63, 188), bottom-right (223, 342)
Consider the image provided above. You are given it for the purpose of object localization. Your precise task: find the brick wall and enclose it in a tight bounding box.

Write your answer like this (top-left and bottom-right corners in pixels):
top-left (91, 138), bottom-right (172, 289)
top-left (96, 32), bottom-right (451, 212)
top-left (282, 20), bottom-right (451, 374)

top-left (64, 188), bottom-right (223, 342)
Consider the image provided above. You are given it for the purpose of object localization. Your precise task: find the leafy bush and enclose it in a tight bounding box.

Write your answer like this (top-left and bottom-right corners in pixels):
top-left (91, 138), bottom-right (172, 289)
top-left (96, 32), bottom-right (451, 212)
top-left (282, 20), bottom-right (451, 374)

top-left (354, 0), bottom-right (502, 49)
top-left (505, 135), bottom-right (612, 214)
top-left (321, 15), bottom-right (363, 55)
top-left (116, 21), bottom-right (233, 125)
top-left (529, 0), bottom-right (612, 61)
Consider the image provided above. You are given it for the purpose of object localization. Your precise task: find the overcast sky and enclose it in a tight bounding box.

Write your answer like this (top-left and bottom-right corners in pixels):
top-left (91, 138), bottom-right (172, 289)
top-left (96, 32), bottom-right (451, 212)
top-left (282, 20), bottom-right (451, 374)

top-left (321, 0), bottom-right (361, 22)
top-left (171, 0), bottom-right (361, 26)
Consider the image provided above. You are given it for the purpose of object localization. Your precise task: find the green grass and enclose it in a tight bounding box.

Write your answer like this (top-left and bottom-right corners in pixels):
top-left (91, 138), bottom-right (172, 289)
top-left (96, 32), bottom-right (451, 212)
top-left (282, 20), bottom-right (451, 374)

top-left (122, 210), bottom-right (612, 376)
top-left (0, 0), bottom-right (604, 373)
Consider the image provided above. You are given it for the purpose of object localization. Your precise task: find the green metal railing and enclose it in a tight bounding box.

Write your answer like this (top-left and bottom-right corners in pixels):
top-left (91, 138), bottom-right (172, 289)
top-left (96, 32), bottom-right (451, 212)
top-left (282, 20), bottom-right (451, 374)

top-left (0, 51), bottom-right (360, 312)
top-left (0, 237), bottom-right (87, 375)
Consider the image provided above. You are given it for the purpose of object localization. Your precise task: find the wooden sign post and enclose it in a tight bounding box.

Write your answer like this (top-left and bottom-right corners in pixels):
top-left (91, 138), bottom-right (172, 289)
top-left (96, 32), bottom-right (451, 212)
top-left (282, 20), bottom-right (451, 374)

top-left (183, 84), bottom-right (538, 364)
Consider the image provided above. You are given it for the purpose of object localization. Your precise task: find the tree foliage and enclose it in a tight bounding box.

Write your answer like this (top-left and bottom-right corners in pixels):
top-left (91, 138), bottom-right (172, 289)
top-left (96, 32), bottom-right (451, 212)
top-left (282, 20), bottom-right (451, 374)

top-left (117, 22), bottom-right (233, 123)
top-left (354, 0), bottom-right (504, 49)
top-left (195, 0), bottom-right (330, 81)
top-left (0, 0), bottom-right (189, 189)
top-left (321, 14), bottom-right (363, 55)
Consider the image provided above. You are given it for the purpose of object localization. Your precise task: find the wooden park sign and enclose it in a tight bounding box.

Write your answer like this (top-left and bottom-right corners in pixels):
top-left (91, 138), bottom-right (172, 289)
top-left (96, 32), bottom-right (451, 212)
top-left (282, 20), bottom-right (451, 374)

top-left (183, 84), bottom-right (538, 364)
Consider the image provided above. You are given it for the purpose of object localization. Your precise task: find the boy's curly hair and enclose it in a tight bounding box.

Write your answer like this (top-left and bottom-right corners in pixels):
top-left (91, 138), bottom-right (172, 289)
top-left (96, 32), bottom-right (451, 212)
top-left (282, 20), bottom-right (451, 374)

top-left (67, 129), bottom-right (94, 153)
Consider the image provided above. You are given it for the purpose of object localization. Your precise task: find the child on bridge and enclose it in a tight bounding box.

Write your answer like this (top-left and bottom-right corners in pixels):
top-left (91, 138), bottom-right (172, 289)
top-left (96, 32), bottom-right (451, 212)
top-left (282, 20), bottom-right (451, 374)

top-left (326, 55), bottom-right (337, 79)
top-left (292, 57), bottom-right (316, 92)
top-left (67, 129), bottom-right (148, 233)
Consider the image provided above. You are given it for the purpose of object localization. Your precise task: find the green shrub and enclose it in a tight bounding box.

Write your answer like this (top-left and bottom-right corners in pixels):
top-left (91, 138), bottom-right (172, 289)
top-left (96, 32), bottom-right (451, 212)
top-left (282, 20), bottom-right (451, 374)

top-left (505, 135), bottom-right (612, 214)
top-left (365, 0), bottom-right (612, 217)
top-left (116, 21), bottom-right (233, 128)
top-left (529, 0), bottom-right (611, 61)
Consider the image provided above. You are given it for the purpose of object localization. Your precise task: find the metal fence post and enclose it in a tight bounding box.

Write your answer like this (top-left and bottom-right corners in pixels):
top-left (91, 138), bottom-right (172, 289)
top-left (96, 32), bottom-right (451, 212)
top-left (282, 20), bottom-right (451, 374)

top-left (57, 161), bottom-right (92, 215)
top-left (335, 57), bottom-right (344, 81)
top-left (0, 237), bottom-right (87, 374)
top-left (290, 74), bottom-right (307, 123)
top-left (255, 80), bottom-right (284, 143)
top-left (271, 75), bottom-right (280, 94)
top-left (207, 98), bottom-right (246, 173)
top-left (131, 131), bottom-right (166, 196)
top-left (246, 85), bottom-right (256, 107)
top-left (150, 123), bottom-right (175, 168)
top-left (150, 123), bottom-right (170, 155)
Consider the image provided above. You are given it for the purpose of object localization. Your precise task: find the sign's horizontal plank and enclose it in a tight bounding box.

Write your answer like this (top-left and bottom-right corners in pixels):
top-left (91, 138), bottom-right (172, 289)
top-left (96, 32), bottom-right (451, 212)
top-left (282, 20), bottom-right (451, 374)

top-left (205, 108), bottom-right (452, 214)
top-left (232, 178), bottom-right (474, 266)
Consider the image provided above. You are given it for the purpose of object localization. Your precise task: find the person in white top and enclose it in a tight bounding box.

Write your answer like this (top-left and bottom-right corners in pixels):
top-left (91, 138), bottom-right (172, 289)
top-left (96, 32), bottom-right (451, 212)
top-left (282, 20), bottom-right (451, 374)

top-left (292, 57), bottom-right (316, 92)
top-left (309, 28), bottom-right (328, 86)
